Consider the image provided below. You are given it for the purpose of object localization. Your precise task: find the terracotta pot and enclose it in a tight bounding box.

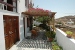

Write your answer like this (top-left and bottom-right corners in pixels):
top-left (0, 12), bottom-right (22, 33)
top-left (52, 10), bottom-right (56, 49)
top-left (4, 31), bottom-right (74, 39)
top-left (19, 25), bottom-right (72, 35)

top-left (67, 34), bottom-right (72, 38)
top-left (31, 30), bottom-right (37, 37)
top-left (48, 38), bottom-right (53, 42)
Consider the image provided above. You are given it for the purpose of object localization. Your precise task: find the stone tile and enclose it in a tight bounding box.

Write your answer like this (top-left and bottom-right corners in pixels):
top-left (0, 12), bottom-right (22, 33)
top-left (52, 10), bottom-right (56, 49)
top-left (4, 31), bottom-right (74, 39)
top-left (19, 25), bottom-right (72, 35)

top-left (17, 39), bottom-right (51, 50)
top-left (10, 31), bottom-right (51, 50)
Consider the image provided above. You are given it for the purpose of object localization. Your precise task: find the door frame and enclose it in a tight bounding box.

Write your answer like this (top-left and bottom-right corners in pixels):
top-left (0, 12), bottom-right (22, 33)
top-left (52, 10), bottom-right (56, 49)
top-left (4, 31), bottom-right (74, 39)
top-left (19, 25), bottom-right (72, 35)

top-left (3, 15), bottom-right (20, 50)
top-left (23, 17), bottom-right (25, 38)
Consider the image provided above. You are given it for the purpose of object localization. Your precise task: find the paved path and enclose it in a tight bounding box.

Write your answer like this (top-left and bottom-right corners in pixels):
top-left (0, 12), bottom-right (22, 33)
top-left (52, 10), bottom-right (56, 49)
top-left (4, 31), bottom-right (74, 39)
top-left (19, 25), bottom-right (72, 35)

top-left (17, 39), bottom-right (51, 49)
top-left (10, 39), bottom-right (51, 50)
top-left (10, 31), bottom-right (52, 50)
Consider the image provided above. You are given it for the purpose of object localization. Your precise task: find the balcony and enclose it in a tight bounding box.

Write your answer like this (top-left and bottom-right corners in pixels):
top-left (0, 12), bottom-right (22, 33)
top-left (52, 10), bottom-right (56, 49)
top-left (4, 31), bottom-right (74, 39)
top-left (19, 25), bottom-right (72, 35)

top-left (0, 0), bottom-right (17, 12)
top-left (56, 28), bottom-right (75, 50)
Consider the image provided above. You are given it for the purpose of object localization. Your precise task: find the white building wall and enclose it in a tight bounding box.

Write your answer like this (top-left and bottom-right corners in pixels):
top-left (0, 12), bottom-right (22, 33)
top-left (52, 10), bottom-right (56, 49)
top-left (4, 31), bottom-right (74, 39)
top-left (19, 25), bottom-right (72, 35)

top-left (0, 0), bottom-right (33, 49)
top-left (17, 0), bottom-right (30, 37)
top-left (0, 9), bottom-right (20, 50)
top-left (0, 12), bottom-right (5, 50)
top-left (19, 14), bottom-right (24, 41)
top-left (56, 28), bottom-right (75, 50)
top-left (17, 0), bottom-right (27, 13)
top-left (29, 0), bottom-right (32, 3)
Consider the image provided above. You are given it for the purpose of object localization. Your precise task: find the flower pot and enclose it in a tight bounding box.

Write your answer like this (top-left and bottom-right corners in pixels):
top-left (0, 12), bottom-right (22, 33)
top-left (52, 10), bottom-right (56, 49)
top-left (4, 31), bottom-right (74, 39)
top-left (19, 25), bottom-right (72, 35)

top-left (48, 38), bottom-right (53, 42)
top-left (66, 31), bottom-right (72, 38)
top-left (67, 34), bottom-right (72, 38)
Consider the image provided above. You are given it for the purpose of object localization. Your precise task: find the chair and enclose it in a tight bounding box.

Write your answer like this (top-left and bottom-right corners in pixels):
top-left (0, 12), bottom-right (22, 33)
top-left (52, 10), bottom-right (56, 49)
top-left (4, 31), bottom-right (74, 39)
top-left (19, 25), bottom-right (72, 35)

top-left (31, 29), bottom-right (37, 39)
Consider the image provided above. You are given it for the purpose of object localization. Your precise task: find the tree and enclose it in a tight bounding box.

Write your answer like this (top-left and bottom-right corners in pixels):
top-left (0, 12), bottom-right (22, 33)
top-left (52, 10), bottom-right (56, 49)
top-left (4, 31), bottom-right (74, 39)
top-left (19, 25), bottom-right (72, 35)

top-left (36, 16), bottom-right (52, 31)
top-left (36, 16), bottom-right (51, 24)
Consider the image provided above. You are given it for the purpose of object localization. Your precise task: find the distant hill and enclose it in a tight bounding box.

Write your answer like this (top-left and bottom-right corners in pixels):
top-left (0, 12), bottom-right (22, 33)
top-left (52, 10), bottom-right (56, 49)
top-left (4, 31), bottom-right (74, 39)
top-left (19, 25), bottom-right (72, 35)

top-left (56, 15), bottom-right (75, 20)
top-left (55, 15), bottom-right (75, 24)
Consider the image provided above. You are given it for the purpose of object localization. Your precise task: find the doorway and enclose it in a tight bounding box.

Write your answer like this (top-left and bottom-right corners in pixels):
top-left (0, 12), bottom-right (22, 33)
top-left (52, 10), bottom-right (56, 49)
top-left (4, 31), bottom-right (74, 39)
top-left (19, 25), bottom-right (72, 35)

top-left (23, 17), bottom-right (25, 38)
top-left (3, 15), bottom-right (20, 50)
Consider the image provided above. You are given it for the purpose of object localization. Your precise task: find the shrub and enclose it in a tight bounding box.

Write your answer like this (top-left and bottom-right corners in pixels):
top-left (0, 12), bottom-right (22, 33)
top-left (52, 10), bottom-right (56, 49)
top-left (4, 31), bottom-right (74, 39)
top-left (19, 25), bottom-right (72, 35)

top-left (52, 42), bottom-right (63, 50)
top-left (45, 31), bottom-right (55, 38)
top-left (66, 31), bottom-right (73, 35)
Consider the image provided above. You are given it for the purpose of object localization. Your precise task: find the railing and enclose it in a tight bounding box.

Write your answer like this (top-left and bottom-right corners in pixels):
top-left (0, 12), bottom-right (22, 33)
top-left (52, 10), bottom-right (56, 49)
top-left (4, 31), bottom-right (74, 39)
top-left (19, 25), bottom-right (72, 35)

top-left (0, 3), bottom-right (6, 10)
top-left (0, 0), bottom-right (17, 12)
top-left (56, 28), bottom-right (75, 50)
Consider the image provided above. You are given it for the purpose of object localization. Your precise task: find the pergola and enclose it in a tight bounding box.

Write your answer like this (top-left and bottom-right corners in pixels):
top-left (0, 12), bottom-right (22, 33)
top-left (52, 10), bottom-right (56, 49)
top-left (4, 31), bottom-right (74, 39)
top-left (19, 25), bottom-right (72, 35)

top-left (22, 8), bottom-right (56, 31)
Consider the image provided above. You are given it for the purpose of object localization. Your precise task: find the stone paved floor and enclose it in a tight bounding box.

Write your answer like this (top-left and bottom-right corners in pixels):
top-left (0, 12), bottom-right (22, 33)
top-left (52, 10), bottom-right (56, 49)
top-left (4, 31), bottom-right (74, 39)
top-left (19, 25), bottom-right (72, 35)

top-left (17, 39), bottom-right (51, 49)
top-left (10, 31), bottom-right (52, 50)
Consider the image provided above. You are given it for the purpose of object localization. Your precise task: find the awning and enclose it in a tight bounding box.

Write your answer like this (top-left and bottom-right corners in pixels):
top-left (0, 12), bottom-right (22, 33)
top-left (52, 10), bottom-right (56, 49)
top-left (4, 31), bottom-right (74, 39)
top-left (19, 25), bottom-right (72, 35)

top-left (22, 8), bottom-right (56, 16)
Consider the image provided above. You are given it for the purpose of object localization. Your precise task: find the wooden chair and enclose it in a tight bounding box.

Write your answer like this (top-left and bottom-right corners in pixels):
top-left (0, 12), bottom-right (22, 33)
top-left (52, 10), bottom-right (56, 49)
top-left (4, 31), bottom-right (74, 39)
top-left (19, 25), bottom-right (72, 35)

top-left (31, 29), bottom-right (37, 39)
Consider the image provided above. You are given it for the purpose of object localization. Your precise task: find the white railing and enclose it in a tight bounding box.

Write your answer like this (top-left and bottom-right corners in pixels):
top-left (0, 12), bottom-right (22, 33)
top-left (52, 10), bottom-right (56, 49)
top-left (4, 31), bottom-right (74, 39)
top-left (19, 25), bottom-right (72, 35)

top-left (56, 28), bottom-right (75, 50)
top-left (0, 1), bottom-right (16, 12)
top-left (0, 0), bottom-right (7, 10)
top-left (0, 3), bottom-right (4, 10)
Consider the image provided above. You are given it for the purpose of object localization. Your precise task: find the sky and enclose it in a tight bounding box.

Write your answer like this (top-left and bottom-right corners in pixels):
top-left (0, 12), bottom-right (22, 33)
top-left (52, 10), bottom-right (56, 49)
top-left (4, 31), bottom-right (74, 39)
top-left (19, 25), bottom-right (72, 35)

top-left (33, 0), bottom-right (75, 19)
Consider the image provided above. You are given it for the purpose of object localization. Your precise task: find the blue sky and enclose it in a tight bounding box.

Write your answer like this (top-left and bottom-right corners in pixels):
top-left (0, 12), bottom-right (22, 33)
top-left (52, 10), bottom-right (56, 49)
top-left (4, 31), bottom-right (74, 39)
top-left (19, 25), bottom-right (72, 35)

top-left (33, 0), bottom-right (75, 19)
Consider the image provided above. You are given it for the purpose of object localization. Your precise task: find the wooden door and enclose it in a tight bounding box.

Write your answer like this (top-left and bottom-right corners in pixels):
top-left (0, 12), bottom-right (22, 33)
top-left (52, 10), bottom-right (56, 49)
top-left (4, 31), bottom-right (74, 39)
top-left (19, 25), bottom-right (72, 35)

top-left (3, 15), bottom-right (19, 50)
top-left (8, 16), bottom-right (15, 47)
top-left (12, 17), bottom-right (19, 43)
top-left (3, 16), bottom-right (10, 50)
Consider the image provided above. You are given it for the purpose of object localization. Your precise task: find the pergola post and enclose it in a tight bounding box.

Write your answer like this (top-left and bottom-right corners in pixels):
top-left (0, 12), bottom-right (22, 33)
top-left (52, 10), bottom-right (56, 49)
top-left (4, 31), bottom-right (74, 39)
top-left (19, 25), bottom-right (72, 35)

top-left (53, 16), bottom-right (55, 32)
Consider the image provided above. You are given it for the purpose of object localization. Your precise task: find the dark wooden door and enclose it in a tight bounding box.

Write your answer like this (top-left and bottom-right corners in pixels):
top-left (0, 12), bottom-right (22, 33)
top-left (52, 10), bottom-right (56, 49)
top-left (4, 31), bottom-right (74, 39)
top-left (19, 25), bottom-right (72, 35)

top-left (8, 16), bottom-right (15, 47)
top-left (12, 17), bottom-right (19, 43)
top-left (3, 16), bottom-right (10, 50)
top-left (3, 15), bottom-right (19, 50)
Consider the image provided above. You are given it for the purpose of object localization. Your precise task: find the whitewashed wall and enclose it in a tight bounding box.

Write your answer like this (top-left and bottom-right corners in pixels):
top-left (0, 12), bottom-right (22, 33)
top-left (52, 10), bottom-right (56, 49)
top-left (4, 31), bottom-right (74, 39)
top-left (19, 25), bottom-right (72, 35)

top-left (17, 0), bottom-right (26, 13)
top-left (0, 9), bottom-right (20, 50)
top-left (17, 0), bottom-right (30, 37)
top-left (0, 0), bottom-right (32, 50)
top-left (0, 12), bottom-right (5, 50)
top-left (19, 14), bottom-right (24, 41)
top-left (56, 28), bottom-right (75, 50)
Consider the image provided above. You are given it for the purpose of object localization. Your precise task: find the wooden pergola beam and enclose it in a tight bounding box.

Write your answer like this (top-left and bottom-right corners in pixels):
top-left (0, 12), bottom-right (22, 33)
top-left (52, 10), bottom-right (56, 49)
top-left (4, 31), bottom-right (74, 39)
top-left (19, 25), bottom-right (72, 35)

top-left (22, 12), bottom-right (56, 17)
top-left (22, 8), bottom-right (56, 31)
top-left (53, 16), bottom-right (55, 32)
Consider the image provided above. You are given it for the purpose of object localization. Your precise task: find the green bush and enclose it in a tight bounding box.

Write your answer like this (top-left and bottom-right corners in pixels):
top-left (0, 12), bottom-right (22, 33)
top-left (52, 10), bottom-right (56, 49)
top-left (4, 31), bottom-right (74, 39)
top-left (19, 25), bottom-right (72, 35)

top-left (52, 42), bottom-right (63, 50)
top-left (66, 31), bottom-right (73, 35)
top-left (45, 31), bottom-right (55, 38)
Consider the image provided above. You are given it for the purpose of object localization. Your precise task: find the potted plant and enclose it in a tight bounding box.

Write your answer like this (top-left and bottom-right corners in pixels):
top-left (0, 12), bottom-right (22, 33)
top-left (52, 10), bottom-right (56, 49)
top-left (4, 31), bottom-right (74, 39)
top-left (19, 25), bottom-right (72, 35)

top-left (52, 42), bottom-right (63, 50)
top-left (66, 31), bottom-right (73, 38)
top-left (45, 31), bottom-right (55, 42)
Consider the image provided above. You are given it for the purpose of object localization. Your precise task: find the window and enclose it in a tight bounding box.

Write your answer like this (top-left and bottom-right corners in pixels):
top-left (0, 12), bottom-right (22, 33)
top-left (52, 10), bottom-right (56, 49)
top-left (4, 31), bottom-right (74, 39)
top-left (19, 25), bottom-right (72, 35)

top-left (25, 0), bottom-right (27, 7)
top-left (25, 0), bottom-right (29, 8)
top-left (0, 0), bottom-right (17, 12)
